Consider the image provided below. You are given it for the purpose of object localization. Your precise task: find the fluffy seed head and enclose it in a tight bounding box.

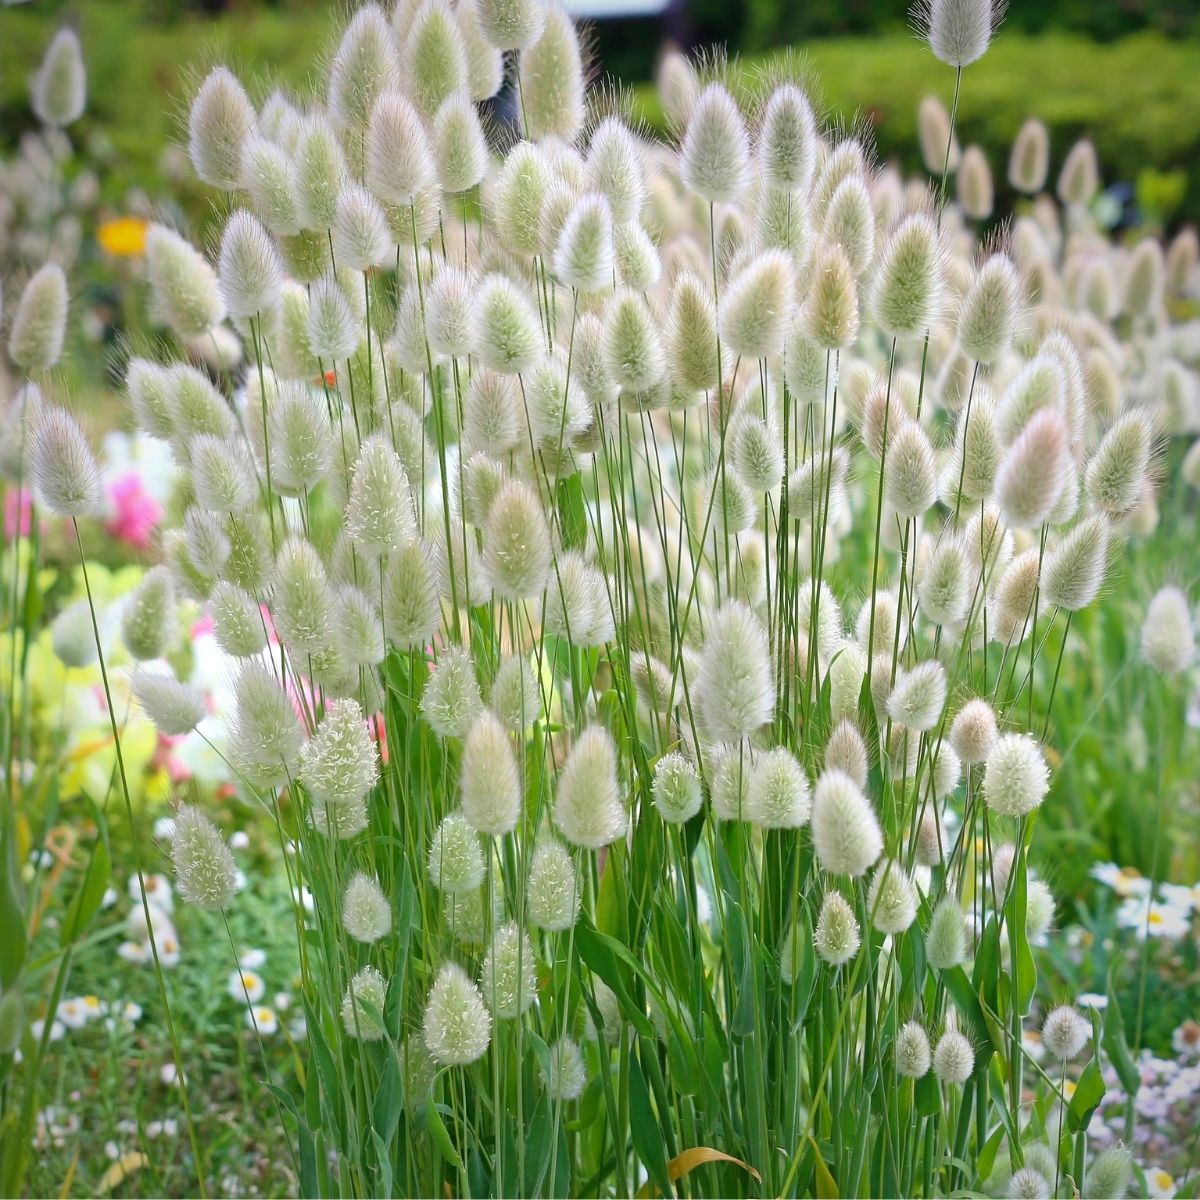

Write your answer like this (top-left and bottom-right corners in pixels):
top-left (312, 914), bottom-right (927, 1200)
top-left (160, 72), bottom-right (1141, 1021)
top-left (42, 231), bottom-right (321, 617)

top-left (145, 225), bottom-right (224, 338)
top-left (1087, 1147), bottom-right (1133, 1200)
top-left (554, 194), bottom-right (614, 293)
top-left (1042, 1004), bottom-right (1090, 1061)
top-left (824, 176), bottom-right (876, 275)
top-left (586, 118), bottom-right (645, 225)
top-left (133, 671), bottom-right (206, 736)
top-left (293, 117), bottom-right (347, 230)
top-left (404, 0), bottom-right (468, 119)
top-left (749, 747), bottom-right (811, 829)
top-left (209, 583), bottom-right (266, 659)
top-left (1085, 411), bottom-right (1152, 518)
top-left (815, 891), bottom-right (861, 966)
top-left (926, 895), bottom-right (967, 969)
top-left (667, 271), bottom-right (719, 393)
top-left (346, 433), bottom-right (418, 557)
top-left (1008, 117), bottom-right (1049, 194)
top-left (217, 210), bottom-right (282, 319)
top-left (916, 809), bottom-right (946, 866)
top-left (122, 566), bottom-right (176, 661)
top-left (1007, 1168), bottom-right (1051, 1199)
top-left (188, 66), bottom-right (254, 189)
top-left (956, 144), bottom-right (993, 219)
top-left (867, 859), bottom-right (919, 934)
top-left (170, 805), bottom-right (237, 912)
top-left (472, 274), bottom-right (543, 375)
top-left (885, 421), bottom-right (938, 518)
top-left (872, 214), bottom-right (944, 339)
top-left (542, 1036), bottom-right (587, 1100)
top-left (51, 600), bottom-right (97, 669)
top-left (983, 732), bottom-right (1048, 818)
top-left (1058, 139), bottom-right (1099, 207)
top-left (239, 134), bottom-right (300, 235)
top-left (527, 837), bottom-right (581, 931)
top-left (481, 922), bottom-right (536, 1018)
top-left (919, 536), bottom-right (971, 627)
top-left (329, 6), bottom-right (401, 132)
top-left (301, 697), bottom-right (379, 813)
top-left (652, 753), bottom-right (702, 824)
top-left (9, 262), bottom-right (69, 371)
top-left (457, 0), bottom-right (505, 98)
top-left (1141, 586), bottom-right (1195, 675)
top-left (555, 725), bottom-right (628, 850)
top-left (366, 91), bottom-right (435, 205)
top-left (332, 183), bottom-right (391, 270)
top-left (825, 718), bottom-right (869, 789)
top-left (461, 709), bottom-right (522, 835)
top-left (190, 434), bottom-right (255, 513)
top-left (383, 538), bottom-right (444, 649)
top-left (812, 769), bottom-right (883, 877)
top-left (917, 95), bottom-right (959, 175)
top-left (680, 84), bottom-right (750, 202)
top-left (427, 812), bottom-right (485, 893)
top-left (949, 698), bottom-right (997, 763)
top-left (917, 0), bottom-right (1000, 67)
top-left (958, 255), bottom-right (1019, 363)
top-left (520, 6), bottom-right (585, 141)
top-left (990, 548), bottom-right (1041, 646)
top-left (491, 655), bottom-right (540, 731)
top-left (421, 646), bottom-right (483, 738)
top-left (895, 1021), bottom-right (932, 1078)
top-left (342, 965), bottom-right (389, 1041)
top-left (1041, 513), bottom-right (1109, 611)
top-left (696, 601), bottom-right (774, 745)
top-left (994, 408), bottom-right (1069, 529)
top-left (28, 404), bottom-right (101, 516)
top-left (758, 83), bottom-right (817, 194)
top-left (126, 359), bottom-right (175, 440)
top-left (803, 241), bottom-right (860, 350)
top-left (270, 537), bottom-right (333, 655)
top-left (32, 28), bottom-right (86, 127)
top-left (482, 479), bottom-right (552, 601)
top-left (932, 1028), bottom-right (974, 1083)
top-left (475, 0), bottom-right (546, 49)
top-left (433, 95), bottom-right (489, 194)
top-left (228, 659), bottom-right (304, 789)
top-left (729, 411), bottom-right (784, 493)
top-left (342, 873), bottom-right (392, 943)
top-left (887, 660), bottom-right (947, 731)
top-left (604, 287), bottom-right (666, 393)
top-left (268, 385), bottom-right (332, 496)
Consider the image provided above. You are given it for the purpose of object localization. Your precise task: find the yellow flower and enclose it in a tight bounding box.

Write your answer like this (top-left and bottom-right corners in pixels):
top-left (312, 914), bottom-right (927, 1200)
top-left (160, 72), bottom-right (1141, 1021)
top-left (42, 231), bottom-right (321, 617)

top-left (97, 216), bottom-right (149, 258)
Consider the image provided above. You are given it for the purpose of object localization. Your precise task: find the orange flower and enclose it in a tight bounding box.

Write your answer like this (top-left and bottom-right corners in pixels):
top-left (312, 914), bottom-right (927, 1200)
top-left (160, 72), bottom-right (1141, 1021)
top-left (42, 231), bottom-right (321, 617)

top-left (97, 216), bottom-right (149, 257)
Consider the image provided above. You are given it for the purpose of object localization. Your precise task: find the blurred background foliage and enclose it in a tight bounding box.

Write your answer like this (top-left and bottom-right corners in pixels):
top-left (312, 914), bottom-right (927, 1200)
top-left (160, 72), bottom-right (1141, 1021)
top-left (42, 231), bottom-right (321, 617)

top-left (2, 1), bottom-right (1200, 228)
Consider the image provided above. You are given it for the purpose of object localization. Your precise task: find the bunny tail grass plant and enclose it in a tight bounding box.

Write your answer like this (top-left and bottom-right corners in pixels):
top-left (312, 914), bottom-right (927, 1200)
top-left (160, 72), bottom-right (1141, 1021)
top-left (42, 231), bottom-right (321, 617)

top-left (4, 2), bottom-right (1200, 1198)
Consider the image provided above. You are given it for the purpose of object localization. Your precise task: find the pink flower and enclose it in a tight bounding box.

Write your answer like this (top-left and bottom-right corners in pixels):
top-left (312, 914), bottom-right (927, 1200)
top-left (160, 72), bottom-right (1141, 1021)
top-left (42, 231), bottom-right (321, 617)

top-left (105, 473), bottom-right (162, 551)
top-left (4, 488), bottom-right (33, 541)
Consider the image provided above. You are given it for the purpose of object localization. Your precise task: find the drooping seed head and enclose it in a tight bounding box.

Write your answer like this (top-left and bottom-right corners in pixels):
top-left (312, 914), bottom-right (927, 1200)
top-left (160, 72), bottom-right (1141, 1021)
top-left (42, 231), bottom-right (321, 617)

top-left (983, 732), bottom-right (1048, 818)
top-left (9, 262), bottom-right (69, 371)
top-left (188, 66), bottom-right (254, 190)
top-left (696, 601), bottom-right (774, 745)
top-left (133, 671), bottom-right (207, 736)
top-left (28, 404), bottom-right (101, 516)
top-left (342, 872), bottom-right (392, 943)
top-left (554, 725), bottom-right (628, 850)
top-left (815, 890), bottom-right (861, 966)
top-left (994, 407), bottom-right (1069, 529)
top-left (680, 84), bottom-right (750, 203)
top-left (1085, 410), bottom-right (1153, 519)
top-left (145, 225), bottom-right (225, 338)
top-left (170, 804), bottom-right (238, 912)
top-left (812, 769), bottom-right (883, 877)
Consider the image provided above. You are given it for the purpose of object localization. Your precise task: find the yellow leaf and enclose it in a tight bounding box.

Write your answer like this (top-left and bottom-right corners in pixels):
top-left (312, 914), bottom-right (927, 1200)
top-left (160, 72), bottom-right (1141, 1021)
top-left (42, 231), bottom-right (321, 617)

top-left (809, 1136), bottom-right (839, 1199)
top-left (97, 1151), bottom-right (148, 1193)
top-left (634, 1145), bottom-right (761, 1198)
